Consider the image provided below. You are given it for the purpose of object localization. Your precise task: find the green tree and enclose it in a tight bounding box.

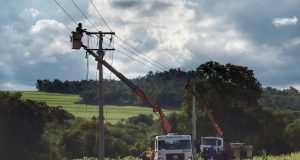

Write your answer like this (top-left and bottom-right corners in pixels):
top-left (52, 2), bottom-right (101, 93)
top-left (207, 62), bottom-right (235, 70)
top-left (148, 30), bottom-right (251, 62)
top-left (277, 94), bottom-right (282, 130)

top-left (193, 61), bottom-right (262, 140)
top-left (285, 118), bottom-right (300, 151)
top-left (0, 91), bottom-right (73, 160)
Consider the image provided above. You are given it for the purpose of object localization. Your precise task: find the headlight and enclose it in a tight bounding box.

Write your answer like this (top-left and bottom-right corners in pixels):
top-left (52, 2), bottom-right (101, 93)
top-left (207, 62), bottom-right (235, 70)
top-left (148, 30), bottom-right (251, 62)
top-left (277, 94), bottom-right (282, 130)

top-left (188, 156), bottom-right (192, 160)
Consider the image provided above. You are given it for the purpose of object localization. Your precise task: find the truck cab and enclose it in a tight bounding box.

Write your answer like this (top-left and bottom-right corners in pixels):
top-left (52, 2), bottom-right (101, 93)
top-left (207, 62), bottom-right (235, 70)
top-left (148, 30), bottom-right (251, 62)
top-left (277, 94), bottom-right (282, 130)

top-left (200, 137), bottom-right (223, 159)
top-left (154, 133), bottom-right (192, 160)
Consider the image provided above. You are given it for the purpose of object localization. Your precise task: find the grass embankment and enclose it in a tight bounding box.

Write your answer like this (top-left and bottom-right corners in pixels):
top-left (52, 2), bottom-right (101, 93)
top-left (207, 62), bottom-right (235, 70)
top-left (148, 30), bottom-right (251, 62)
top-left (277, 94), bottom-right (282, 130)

top-left (21, 91), bottom-right (175, 123)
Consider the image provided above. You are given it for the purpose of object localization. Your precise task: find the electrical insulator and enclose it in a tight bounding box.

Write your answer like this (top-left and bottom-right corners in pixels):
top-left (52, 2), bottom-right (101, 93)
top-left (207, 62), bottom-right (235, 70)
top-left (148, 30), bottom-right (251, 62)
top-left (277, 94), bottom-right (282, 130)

top-left (71, 31), bottom-right (83, 50)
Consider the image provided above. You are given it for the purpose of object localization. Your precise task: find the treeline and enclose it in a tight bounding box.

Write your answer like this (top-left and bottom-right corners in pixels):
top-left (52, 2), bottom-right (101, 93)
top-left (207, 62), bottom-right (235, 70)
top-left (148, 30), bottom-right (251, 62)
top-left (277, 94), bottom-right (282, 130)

top-left (36, 70), bottom-right (300, 110)
top-left (260, 87), bottom-right (300, 110)
top-left (36, 79), bottom-right (85, 94)
top-left (36, 69), bottom-right (196, 108)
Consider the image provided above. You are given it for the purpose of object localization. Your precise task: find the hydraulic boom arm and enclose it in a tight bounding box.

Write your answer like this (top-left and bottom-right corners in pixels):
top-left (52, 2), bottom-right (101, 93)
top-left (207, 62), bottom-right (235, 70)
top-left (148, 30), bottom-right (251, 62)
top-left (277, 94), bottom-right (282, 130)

top-left (83, 46), bottom-right (171, 134)
top-left (185, 81), bottom-right (223, 137)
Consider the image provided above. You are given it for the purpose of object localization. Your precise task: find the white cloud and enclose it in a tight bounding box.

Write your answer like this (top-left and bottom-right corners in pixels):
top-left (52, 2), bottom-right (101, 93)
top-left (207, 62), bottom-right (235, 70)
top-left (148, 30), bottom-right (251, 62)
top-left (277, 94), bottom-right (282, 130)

top-left (272, 16), bottom-right (298, 27)
top-left (24, 51), bottom-right (30, 57)
top-left (0, 82), bottom-right (36, 91)
top-left (86, 0), bottom-right (292, 77)
top-left (197, 17), bottom-right (219, 28)
top-left (30, 19), bottom-right (65, 33)
top-left (26, 19), bottom-right (72, 63)
top-left (284, 37), bottom-right (300, 48)
top-left (20, 8), bottom-right (40, 18)
top-left (87, 0), bottom-right (197, 69)
top-left (1, 0), bottom-right (300, 90)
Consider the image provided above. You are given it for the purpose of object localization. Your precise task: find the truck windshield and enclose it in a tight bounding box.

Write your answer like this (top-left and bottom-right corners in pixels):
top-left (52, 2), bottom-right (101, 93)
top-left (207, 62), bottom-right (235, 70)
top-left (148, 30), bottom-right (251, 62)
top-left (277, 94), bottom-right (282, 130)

top-left (158, 140), bottom-right (191, 150)
top-left (201, 138), bottom-right (219, 146)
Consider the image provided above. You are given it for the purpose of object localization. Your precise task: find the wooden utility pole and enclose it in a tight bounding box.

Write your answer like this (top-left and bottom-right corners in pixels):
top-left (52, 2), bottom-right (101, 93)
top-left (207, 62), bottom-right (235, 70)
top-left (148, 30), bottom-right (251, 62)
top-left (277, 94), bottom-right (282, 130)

top-left (72, 29), bottom-right (115, 160)
top-left (95, 31), bottom-right (115, 160)
top-left (98, 31), bottom-right (105, 160)
top-left (192, 85), bottom-right (197, 160)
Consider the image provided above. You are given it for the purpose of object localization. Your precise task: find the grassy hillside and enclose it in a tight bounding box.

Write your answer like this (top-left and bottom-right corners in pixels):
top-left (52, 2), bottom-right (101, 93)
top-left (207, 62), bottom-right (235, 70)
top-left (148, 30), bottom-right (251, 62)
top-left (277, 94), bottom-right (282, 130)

top-left (21, 91), bottom-right (175, 123)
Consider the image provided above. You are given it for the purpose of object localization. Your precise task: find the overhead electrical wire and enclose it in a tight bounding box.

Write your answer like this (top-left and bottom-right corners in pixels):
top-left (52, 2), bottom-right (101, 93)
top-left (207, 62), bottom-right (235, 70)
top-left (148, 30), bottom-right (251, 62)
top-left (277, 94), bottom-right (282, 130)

top-left (87, 0), bottom-right (170, 71)
top-left (56, 0), bottom-right (168, 72)
top-left (70, 0), bottom-right (99, 32)
top-left (101, 41), bottom-right (156, 70)
top-left (55, 0), bottom-right (163, 126)
top-left (54, 0), bottom-right (77, 25)
top-left (89, 0), bottom-right (112, 32)
top-left (103, 36), bottom-right (166, 71)
top-left (114, 35), bottom-right (170, 71)
top-left (53, 1), bottom-right (99, 157)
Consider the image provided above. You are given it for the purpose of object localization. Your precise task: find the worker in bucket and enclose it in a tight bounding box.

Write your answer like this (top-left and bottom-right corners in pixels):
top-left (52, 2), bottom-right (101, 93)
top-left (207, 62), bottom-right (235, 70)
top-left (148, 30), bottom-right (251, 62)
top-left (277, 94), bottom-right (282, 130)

top-left (76, 23), bottom-right (86, 33)
top-left (71, 23), bottom-right (86, 49)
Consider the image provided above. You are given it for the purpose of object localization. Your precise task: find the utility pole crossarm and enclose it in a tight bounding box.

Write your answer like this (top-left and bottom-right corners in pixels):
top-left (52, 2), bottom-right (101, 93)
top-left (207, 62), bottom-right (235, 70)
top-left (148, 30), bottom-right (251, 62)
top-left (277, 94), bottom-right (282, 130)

top-left (88, 49), bottom-right (115, 51)
top-left (86, 31), bottom-right (115, 35)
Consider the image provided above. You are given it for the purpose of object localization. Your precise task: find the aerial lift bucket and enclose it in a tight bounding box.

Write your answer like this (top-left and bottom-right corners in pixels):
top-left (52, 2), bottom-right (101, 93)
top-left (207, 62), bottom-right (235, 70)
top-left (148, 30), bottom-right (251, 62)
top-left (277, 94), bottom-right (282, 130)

top-left (71, 31), bottom-right (83, 50)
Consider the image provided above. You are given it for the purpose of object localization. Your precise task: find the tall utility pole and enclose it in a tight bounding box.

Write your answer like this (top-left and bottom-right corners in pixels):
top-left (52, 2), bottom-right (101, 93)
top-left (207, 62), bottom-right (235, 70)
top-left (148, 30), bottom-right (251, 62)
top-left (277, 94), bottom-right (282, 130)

top-left (192, 85), bottom-right (197, 160)
top-left (95, 31), bottom-right (115, 160)
top-left (98, 31), bottom-right (105, 160)
top-left (73, 30), bottom-right (115, 160)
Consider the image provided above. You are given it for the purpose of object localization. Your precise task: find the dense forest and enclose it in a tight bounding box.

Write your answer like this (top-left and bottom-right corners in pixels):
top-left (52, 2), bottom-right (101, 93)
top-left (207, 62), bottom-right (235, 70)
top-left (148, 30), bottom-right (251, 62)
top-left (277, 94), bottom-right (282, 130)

top-left (36, 69), bottom-right (300, 110)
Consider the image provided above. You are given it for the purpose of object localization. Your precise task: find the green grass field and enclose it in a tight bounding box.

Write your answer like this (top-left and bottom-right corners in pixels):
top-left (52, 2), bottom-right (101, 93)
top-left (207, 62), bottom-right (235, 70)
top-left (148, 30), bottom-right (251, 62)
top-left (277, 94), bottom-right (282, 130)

top-left (78, 152), bottom-right (300, 160)
top-left (253, 152), bottom-right (300, 160)
top-left (21, 91), bottom-right (175, 123)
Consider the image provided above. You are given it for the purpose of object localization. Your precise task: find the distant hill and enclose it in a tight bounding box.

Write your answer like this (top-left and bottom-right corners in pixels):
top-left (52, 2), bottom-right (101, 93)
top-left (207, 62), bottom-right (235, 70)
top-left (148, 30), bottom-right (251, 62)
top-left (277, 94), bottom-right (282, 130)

top-left (36, 69), bottom-right (300, 110)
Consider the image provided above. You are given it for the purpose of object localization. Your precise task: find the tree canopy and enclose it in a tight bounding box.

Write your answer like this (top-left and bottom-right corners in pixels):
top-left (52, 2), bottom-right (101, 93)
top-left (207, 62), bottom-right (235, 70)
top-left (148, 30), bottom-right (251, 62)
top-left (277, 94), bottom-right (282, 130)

top-left (176, 61), bottom-right (300, 154)
top-left (0, 91), bottom-right (74, 160)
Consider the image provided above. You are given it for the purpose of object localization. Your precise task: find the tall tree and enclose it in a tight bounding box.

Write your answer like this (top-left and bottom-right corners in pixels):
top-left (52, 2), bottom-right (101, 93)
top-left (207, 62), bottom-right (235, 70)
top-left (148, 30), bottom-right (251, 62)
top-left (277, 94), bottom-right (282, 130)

top-left (0, 92), bottom-right (74, 160)
top-left (194, 61), bottom-right (262, 140)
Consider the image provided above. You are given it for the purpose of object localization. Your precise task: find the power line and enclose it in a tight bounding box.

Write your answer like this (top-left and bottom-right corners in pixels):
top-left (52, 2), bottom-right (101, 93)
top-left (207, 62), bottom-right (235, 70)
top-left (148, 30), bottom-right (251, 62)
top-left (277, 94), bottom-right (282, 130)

top-left (102, 41), bottom-right (158, 71)
top-left (115, 49), bottom-right (158, 71)
top-left (114, 35), bottom-right (170, 70)
top-left (89, 0), bottom-right (112, 32)
top-left (86, 0), bottom-right (170, 71)
top-left (103, 37), bottom-right (166, 71)
top-left (54, 0), bottom-right (77, 25)
top-left (70, 0), bottom-right (99, 31)
top-left (63, 0), bottom-right (168, 71)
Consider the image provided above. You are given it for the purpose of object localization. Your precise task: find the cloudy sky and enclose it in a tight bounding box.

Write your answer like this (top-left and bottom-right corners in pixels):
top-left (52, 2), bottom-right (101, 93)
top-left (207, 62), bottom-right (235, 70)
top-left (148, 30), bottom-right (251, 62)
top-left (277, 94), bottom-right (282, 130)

top-left (0, 0), bottom-right (300, 91)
